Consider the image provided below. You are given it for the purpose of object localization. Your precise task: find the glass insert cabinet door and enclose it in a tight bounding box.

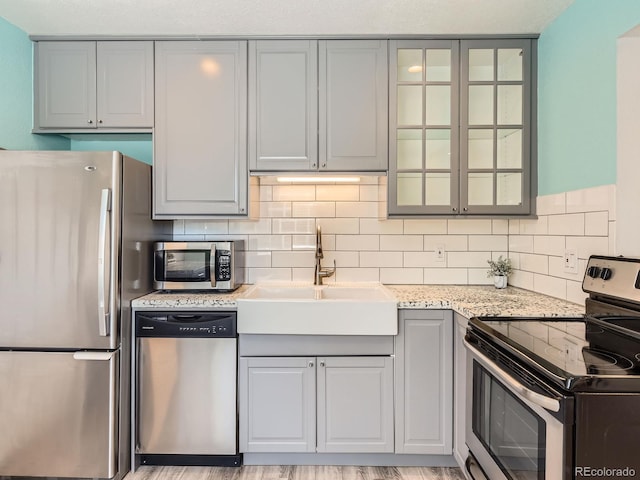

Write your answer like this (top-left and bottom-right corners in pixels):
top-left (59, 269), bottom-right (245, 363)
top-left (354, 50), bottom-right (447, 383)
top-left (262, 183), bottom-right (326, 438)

top-left (460, 39), bottom-right (533, 215)
top-left (389, 40), bottom-right (460, 215)
top-left (389, 38), bottom-right (534, 216)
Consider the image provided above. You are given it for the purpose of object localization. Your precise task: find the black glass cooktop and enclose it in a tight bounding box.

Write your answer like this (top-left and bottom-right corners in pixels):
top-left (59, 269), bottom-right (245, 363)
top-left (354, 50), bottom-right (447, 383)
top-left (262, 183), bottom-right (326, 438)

top-left (469, 315), bottom-right (640, 392)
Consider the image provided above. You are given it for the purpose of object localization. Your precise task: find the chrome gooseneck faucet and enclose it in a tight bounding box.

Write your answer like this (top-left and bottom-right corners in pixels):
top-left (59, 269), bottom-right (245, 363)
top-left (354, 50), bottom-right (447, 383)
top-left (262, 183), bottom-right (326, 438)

top-left (314, 224), bottom-right (336, 285)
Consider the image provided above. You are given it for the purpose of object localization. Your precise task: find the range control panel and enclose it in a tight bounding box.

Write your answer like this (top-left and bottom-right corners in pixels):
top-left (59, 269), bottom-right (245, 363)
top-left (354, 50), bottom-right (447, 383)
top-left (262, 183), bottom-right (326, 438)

top-left (135, 312), bottom-right (237, 338)
top-left (583, 255), bottom-right (640, 304)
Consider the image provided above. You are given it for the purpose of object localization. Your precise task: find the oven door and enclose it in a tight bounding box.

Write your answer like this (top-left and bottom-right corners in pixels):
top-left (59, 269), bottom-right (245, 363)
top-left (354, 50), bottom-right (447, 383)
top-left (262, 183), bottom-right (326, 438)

top-left (464, 338), bottom-right (569, 480)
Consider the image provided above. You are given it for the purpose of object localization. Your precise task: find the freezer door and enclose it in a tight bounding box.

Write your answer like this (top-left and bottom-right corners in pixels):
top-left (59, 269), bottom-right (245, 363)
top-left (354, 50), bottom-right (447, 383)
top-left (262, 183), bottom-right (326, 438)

top-left (0, 350), bottom-right (119, 477)
top-left (0, 151), bottom-right (121, 349)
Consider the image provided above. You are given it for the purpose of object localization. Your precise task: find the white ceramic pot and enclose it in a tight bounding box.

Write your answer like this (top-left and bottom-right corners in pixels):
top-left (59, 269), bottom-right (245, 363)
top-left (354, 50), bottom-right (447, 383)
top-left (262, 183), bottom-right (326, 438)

top-left (494, 275), bottom-right (508, 289)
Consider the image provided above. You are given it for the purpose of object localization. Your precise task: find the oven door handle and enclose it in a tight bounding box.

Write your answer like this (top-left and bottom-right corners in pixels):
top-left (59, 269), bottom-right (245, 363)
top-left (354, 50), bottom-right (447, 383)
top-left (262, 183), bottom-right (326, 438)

top-left (464, 338), bottom-right (561, 413)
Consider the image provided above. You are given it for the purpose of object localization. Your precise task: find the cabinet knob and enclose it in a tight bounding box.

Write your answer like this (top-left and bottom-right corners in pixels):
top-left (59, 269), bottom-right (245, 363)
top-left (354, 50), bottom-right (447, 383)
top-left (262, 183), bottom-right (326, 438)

top-left (463, 207), bottom-right (468, 212)
top-left (320, 361), bottom-right (325, 367)
top-left (311, 163), bottom-right (317, 168)
top-left (308, 361), bottom-right (314, 368)
top-left (87, 120), bottom-right (93, 124)
top-left (452, 207), bottom-right (457, 212)
top-left (98, 120), bottom-right (103, 124)
top-left (321, 163), bottom-right (326, 168)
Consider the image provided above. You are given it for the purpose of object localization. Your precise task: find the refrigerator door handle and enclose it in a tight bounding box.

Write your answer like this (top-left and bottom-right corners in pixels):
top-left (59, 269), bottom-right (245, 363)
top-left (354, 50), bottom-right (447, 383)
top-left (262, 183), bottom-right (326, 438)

top-left (98, 188), bottom-right (112, 337)
top-left (73, 351), bottom-right (116, 361)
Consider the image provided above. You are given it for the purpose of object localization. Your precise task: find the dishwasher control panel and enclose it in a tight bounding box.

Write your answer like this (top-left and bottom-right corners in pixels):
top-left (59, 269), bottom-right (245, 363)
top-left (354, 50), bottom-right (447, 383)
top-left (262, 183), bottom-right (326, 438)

top-left (135, 312), bottom-right (237, 338)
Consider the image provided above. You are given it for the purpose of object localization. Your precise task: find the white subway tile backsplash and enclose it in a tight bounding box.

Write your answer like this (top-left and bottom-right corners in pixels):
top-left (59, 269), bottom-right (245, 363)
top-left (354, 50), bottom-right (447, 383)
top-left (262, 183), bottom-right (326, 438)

top-left (533, 273), bottom-right (567, 300)
top-left (336, 201), bottom-right (379, 218)
top-left (360, 218), bottom-right (404, 235)
top-left (448, 251), bottom-right (491, 268)
top-left (292, 202), bottom-right (336, 218)
top-left (271, 251), bottom-right (315, 268)
top-left (247, 268), bottom-right (292, 283)
top-left (447, 219), bottom-right (492, 235)
top-left (509, 235), bottom-right (534, 254)
top-left (469, 235), bottom-right (508, 252)
top-left (468, 268), bottom-right (493, 285)
top-left (291, 235), bottom-right (316, 250)
top-left (260, 202), bottom-right (292, 218)
top-left (548, 213), bottom-right (585, 236)
top-left (228, 218), bottom-right (271, 234)
top-left (317, 218), bottom-right (359, 234)
top-left (519, 253), bottom-right (549, 275)
top-left (380, 235), bottom-right (423, 251)
top-left (316, 185), bottom-right (359, 201)
top-left (520, 217), bottom-right (548, 235)
top-left (359, 185), bottom-right (380, 202)
top-left (380, 268), bottom-right (423, 284)
top-left (565, 236), bottom-right (610, 259)
top-left (336, 235), bottom-right (379, 251)
top-left (360, 251), bottom-right (403, 268)
top-left (184, 220), bottom-right (229, 235)
top-left (492, 219), bottom-right (509, 234)
top-left (423, 268), bottom-right (468, 285)
top-left (335, 268), bottom-right (380, 282)
top-left (423, 235), bottom-right (468, 251)
top-left (248, 235), bottom-right (292, 251)
top-left (585, 211), bottom-right (609, 236)
top-left (169, 181), bottom-right (613, 301)
top-left (272, 185), bottom-right (316, 201)
top-left (403, 219), bottom-right (448, 234)
top-left (245, 251), bottom-right (272, 268)
top-left (533, 236), bottom-right (565, 256)
top-left (536, 192), bottom-right (566, 215)
top-left (403, 251), bottom-right (442, 268)
top-left (566, 185), bottom-right (613, 214)
top-left (272, 218), bottom-right (316, 234)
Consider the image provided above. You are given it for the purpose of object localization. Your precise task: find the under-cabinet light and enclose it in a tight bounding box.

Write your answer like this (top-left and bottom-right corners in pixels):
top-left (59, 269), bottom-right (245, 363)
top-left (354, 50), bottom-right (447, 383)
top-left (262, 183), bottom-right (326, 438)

top-left (276, 176), bottom-right (361, 183)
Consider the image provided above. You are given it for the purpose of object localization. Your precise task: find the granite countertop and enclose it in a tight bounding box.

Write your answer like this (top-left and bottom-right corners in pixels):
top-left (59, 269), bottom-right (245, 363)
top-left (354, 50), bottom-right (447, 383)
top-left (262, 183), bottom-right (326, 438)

top-left (132, 284), bottom-right (584, 318)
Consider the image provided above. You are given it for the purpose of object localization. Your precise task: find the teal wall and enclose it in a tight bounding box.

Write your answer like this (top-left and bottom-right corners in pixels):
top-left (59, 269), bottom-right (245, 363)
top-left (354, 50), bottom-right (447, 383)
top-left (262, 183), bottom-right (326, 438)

top-left (0, 17), bottom-right (68, 150)
top-left (538, 0), bottom-right (640, 195)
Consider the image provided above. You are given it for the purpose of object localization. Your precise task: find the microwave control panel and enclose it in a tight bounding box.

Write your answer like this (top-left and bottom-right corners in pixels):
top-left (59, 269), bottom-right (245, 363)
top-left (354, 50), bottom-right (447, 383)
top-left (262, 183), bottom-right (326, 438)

top-left (216, 249), bottom-right (232, 281)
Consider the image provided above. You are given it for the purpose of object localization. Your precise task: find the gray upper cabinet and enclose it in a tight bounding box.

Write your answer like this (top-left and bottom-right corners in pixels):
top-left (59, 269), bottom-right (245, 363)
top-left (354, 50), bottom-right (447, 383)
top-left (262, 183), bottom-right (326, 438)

top-left (249, 40), bottom-right (318, 171)
top-left (153, 41), bottom-right (248, 218)
top-left (34, 41), bottom-right (153, 131)
top-left (249, 40), bottom-right (388, 173)
top-left (394, 309), bottom-right (453, 455)
top-left (389, 38), bottom-right (535, 216)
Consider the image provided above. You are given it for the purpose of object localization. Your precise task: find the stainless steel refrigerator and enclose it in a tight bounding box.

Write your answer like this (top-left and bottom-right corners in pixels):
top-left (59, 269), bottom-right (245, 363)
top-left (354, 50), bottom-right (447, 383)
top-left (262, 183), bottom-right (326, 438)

top-left (0, 151), bottom-right (168, 479)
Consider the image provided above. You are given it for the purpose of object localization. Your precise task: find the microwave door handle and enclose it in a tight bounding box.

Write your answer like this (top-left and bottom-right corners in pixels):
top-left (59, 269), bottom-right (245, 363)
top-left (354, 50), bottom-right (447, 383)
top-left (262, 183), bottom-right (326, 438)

top-left (97, 188), bottom-right (111, 337)
top-left (210, 245), bottom-right (216, 288)
top-left (463, 338), bottom-right (560, 413)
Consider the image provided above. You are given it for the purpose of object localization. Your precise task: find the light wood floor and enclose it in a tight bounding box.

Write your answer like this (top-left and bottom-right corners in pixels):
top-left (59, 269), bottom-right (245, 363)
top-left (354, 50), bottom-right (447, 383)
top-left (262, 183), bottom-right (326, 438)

top-left (125, 465), bottom-right (466, 480)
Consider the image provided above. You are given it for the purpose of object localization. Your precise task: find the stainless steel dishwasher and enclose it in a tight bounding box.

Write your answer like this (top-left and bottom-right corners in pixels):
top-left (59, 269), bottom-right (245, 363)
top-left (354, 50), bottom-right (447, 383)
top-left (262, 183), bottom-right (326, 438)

top-left (135, 311), bottom-right (241, 466)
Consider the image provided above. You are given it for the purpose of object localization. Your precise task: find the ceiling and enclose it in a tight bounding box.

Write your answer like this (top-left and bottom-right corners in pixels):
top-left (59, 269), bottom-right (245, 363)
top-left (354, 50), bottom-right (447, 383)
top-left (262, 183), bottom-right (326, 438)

top-left (0, 0), bottom-right (574, 37)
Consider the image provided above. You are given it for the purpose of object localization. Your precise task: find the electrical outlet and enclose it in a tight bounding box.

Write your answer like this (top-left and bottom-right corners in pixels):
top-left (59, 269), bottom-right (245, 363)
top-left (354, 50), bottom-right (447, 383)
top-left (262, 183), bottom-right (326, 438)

top-left (435, 244), bottom-right (446, 263)
top-left (563, 249), bottom-right (578, 274)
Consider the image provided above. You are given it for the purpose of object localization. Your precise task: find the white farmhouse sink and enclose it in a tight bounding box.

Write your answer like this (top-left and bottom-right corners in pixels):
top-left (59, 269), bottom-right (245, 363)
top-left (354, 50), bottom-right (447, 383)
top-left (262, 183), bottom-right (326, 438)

top-left (237, 283), bottom-right (398, 335)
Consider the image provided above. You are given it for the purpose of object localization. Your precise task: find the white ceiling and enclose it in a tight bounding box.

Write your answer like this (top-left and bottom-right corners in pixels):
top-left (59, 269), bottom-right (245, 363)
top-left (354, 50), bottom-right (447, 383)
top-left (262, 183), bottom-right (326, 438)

top-left (0, 0), bottom-right (574, 37)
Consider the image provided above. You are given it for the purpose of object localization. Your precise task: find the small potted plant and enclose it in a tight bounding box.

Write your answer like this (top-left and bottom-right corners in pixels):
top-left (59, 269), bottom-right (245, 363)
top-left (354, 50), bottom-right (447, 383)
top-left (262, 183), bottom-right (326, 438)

top-left (487, 255), bottom-right (512, 289)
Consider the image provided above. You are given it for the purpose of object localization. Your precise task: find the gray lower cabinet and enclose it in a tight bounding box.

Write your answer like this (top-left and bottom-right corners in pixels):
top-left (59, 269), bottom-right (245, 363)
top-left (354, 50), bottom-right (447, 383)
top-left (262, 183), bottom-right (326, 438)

top-left (34, 41), bottom-right (154, 130)
top-left (153, 41), bottom-right (248, 218)
top-left (249, 39), bottom-right (388, 173)
top-left (394, 309), bottom-right (453, 454)
top-left (239, 355), bottom-right (394, 453)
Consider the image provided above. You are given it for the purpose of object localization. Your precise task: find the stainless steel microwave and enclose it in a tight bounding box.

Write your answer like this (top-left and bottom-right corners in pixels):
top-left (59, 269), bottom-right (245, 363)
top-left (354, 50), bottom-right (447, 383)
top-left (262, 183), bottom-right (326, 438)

top-left (153, 241), bottom-right (244, 291)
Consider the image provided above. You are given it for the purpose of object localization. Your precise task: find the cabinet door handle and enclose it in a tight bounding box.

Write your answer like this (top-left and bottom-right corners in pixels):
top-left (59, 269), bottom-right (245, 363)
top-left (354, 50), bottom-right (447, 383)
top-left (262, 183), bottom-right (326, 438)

top-left (320, 361), bottom-right (325, 367)
top-left (88, 119), bottom-right (93, 124)
top-left (463, 207), bottom-right (468, 212)
top-left (452, 207), bottom-right (458, 212)
top-left (308, 361), bottom-right (314, 368)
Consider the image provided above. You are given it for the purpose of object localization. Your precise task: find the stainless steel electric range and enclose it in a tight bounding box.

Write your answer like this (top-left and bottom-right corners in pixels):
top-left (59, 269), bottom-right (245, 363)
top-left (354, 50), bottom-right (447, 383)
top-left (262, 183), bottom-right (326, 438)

top-left (465, 255), bottom-right (640, 480)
